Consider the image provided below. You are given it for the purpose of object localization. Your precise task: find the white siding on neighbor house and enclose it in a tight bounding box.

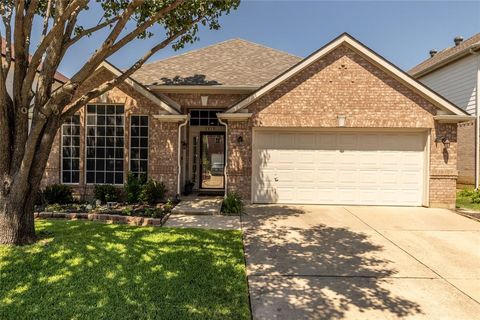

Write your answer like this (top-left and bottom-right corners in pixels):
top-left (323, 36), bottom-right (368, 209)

top-left (418, 54), bottom-right (479, 115)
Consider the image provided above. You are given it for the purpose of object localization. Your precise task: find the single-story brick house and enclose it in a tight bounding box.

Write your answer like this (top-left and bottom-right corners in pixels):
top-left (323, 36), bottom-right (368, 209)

top-left (42, 33), bottom-right (472, 208)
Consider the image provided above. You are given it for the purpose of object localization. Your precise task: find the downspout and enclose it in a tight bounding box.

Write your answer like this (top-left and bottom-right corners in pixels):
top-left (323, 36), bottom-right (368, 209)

top-left (177, 116), bottom-right (189, 196)
top-left (218, 118), bottom-right (228, 197)
top-left (470, 48), bottom-right (480, 190)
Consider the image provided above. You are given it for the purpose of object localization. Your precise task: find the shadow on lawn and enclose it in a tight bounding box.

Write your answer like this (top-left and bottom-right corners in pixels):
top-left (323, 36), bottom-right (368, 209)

top-left (0, 221), bottom-right (249, 320)
top-left (242, 205), bottom-right (423, 319)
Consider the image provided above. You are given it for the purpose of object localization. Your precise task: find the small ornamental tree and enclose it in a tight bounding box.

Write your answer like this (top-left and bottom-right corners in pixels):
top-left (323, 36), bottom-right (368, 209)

top-left (0, 0), bottom-right (239, 245)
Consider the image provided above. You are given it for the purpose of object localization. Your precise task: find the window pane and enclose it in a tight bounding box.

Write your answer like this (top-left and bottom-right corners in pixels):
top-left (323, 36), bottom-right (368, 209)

top-left (62, 172), bottom-right (71, 183)
top-left (72, 171), bottom-right (79, 183)
top-left (115, 173), bottom-right (123, 184)
top-left (131, 116), bottom-right (140, 126)
top-left (105, 172), bottom-right (114, 184)
top-left (87, 159), bottom-right (95, 170)
top-left (86, 105), bottom-right (124, 185)
top-left (86, 171), bottom-right (95, 183)
top-left (61, 115), bottom-right (80, 184)
top-left (130, 115), bottom-right (148, 177)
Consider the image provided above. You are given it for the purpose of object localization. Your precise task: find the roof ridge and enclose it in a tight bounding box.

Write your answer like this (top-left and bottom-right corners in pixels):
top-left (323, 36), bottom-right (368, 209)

top-left (144, 38), bottom-right (245, 66)
top-left (144, 38), bottom-right (301, 67)
top-left (231, 38), bottom-right (302, 60)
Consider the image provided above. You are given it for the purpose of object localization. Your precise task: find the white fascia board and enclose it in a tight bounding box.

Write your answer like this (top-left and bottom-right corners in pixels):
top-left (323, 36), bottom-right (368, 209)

top-left (96, 61), bottom-right (180, 115)
top-left (433, 115), bottom-right (475, 123)
top-left (216, 112), bottom-right (253, 121)
top-left (226, 34), bottom-right (468, 116)
top-left (153, 114), bottom-right (189, 122)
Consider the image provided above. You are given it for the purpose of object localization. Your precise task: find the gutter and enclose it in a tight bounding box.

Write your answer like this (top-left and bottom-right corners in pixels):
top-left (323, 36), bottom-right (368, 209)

top-left (218, 117), bottom-right (229, 197)
top-left (177, 116), bottom-right (189, 196)
top-left (216, 113), bottom-right (253, 197)
top-left (470, 48), bottom-right (480, 189)
top-left (413, 43), bottom-right (480, 78)
top-left (433, 115), bottom-right (475, 123)
top-left (152, 114), bottom-right (189, 195)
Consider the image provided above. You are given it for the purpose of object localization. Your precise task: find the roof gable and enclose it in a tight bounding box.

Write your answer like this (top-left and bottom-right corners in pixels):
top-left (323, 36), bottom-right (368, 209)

top-left (226, 33), bottom-right (469, 116)
top-left (132, 38), bottom-right (302, 87)
top-left (409, 33), bottom-right (480, 77)
top-left (95, 61), bottom-right (180, 115)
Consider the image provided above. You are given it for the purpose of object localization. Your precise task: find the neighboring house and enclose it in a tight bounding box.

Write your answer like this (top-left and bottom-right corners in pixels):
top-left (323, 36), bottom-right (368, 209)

top-left (409, 33), bottom-right (480, 186)
top-left (42, 34), bottom-right (471, 209)
top-left (1, 38), bottom-right (69, 94)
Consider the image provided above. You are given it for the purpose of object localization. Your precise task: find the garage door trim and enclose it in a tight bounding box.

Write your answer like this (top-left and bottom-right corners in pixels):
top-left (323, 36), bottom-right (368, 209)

top-left (251, 128), bottom-right (430, 206)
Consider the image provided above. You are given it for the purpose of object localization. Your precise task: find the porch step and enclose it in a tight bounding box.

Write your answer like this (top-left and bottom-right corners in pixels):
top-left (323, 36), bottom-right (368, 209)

top-left (171, 196), bottom-right (223, 215)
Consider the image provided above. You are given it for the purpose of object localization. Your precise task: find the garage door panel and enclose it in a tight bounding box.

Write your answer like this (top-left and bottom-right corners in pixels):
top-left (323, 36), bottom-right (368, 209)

top-left (253, 131), bottom-right (425, 206)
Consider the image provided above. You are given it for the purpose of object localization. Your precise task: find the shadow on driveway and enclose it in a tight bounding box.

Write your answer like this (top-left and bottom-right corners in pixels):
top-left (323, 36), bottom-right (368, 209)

top-left (242, 205), bottom-right (423, 319)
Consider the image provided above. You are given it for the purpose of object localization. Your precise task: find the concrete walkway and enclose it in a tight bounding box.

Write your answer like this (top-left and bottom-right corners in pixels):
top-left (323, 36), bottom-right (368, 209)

top-left (171, 196), bottom-right (223, 215)
top-left (164, 214), bottom-right (240, 230)
top-left (242, 205), bottom-right (480, 319)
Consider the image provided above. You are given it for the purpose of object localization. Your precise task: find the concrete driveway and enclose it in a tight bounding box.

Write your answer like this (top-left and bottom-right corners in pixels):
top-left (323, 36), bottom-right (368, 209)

top-left (242, 205), bottom-right (480, 319)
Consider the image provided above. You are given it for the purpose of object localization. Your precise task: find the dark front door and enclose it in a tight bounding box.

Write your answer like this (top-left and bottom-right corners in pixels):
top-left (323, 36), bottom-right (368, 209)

top-left (199, 132), bottom-right (225, 189)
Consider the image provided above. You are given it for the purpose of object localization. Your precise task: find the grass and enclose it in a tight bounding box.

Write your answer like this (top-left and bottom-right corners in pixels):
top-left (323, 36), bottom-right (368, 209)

top-left (0, 220), bottom-right (250, 320)
top-left (456, 188), bottom-right (480, 211)
top-left (456, 193), bottom-right (480, 211)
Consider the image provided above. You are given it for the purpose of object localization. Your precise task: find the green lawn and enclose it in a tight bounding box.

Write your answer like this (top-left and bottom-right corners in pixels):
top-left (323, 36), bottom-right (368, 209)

top-left (456, 189), bottom-right (480, 211)
top-left (0, 220), bottom-right (250, 320)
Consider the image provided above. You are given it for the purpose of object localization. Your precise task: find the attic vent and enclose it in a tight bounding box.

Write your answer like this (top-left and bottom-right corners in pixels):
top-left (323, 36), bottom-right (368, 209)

top-left (454, 36), bottom-right (464, 46)
top-left (429, 49), bottom-right (438, 57)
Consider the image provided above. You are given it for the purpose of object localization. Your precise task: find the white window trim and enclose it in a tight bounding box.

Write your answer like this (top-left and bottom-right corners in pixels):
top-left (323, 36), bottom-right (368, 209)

top-left (84, 103), bottom-right (126, 185)
top-left (129, 114), bottom-right (149, 179)
top-left (60, 115), bottom-right (81, 185)
top-left (189, 109), bottom-right (223, 127)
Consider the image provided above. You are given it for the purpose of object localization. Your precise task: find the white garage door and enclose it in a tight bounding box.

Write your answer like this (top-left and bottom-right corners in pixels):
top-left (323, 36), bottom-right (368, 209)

top-left (253, 131), bottom-right (426, 206)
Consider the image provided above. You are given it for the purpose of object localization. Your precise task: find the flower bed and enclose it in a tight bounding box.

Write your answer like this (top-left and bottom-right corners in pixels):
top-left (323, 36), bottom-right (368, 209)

top-left (34, 202), bottom-right (177, 227)
top-left (34, 211), bottom-right (170, 227)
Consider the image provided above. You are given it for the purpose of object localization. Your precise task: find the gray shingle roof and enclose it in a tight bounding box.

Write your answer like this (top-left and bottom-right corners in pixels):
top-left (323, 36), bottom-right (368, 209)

top-left (409, 33), bottom-right (480, 77)
top-left (132, 38), bottom-right (302, 87)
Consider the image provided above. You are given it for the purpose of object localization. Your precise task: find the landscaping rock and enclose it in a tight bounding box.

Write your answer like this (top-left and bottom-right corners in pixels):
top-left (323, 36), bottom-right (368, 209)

top-left (38, 212), bottom-right (52, 218)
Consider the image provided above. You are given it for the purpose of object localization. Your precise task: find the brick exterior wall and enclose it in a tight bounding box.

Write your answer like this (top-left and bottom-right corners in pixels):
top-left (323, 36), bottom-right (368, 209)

top-left (43, 44), bottom-right (460, 208)
top-left (225, 44), bottom-right (458, 208)
top-left (457, 120), bottom-right (475, 185)
top-left (41, 68), bottom-right (179, 199)
top-left (430, 123), bottom-right (458, 208)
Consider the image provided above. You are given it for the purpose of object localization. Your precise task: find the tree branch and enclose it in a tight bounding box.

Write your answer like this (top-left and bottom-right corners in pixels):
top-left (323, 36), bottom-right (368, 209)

top-left (61, 15), bottom-right (201, 120)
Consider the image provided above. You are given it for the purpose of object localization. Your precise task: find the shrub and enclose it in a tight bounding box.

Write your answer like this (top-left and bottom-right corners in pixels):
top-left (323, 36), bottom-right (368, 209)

top-left (458, 188), bottom-right (474, 198)
top-left (222, 192), bottom-right (243, 215)
top-left (94, 184), bottom-right (118, 204)
top-left (470, 190), bottom-right (480, 204)
top-left (145, 207), bottom-right (163, 218)
top-left (164, 199), bottom-right (174, 213)
top-left (140, 180), bottom-right (167, 205)
top-left (124, 173), bottom-right (145, 204)
top-left (42, 184), bottom-right (73, 204)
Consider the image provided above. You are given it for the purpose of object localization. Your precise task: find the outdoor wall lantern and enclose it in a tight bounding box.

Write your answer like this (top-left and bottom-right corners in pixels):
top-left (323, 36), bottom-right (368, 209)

top-left (435, 136), bottom-right (450, 149)
top-left (337, 115), bottom-right (346, 127)
top-left (237, 135), bottom-right (244, 144)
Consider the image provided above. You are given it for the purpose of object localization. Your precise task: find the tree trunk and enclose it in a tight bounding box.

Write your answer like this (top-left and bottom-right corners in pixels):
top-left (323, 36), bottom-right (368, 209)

top-left (0, 188), bottom-right (37, 245)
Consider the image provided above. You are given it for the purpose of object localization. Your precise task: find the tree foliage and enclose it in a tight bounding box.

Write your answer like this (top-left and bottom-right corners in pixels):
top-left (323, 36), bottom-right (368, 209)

top-left (0, 0), bottom-right (239, 245)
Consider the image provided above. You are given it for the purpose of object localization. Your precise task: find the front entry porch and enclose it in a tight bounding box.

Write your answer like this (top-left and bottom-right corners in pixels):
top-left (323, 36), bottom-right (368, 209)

top-left (181, 109), bottom-right (227, 195)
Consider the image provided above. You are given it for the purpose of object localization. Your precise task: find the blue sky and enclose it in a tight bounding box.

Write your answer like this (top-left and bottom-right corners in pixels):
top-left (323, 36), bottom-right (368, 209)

top-left (56, 1), bottom-right (479, 76)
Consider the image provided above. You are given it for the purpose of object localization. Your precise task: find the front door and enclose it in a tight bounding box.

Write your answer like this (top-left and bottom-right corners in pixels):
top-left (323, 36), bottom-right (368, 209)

top-left (199, 132), bottom-right (225, 189)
